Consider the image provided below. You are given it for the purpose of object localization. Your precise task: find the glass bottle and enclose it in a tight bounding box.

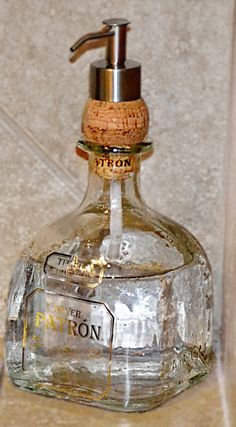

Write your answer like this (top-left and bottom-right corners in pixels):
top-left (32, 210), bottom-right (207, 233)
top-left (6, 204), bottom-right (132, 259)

top-left (5, 18), bottom-right (213, 412)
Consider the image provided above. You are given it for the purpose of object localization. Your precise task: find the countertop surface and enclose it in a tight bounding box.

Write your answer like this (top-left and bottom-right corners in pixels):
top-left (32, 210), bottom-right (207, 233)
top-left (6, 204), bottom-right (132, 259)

top-left (0, 365), bottom-right (224, 427)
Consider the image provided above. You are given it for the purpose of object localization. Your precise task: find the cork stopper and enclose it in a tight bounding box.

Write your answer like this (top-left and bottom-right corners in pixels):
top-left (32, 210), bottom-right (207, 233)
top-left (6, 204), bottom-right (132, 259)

top-left (82, 97), bottom-right (149, 146)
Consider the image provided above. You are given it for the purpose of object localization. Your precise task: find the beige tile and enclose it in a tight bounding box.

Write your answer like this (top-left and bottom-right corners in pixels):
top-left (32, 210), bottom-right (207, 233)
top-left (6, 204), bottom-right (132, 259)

top-left (0, 0), bottom-right (233, 333)
top-left (0, 123), bottom-right (77, 334)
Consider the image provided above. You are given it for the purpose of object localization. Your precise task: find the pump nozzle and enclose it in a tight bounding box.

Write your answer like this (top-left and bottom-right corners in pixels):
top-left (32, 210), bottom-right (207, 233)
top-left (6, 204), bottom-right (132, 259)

top-left (70, 18), bottom-right (130, 68)
top-left (69, 29), bottom-right (114, 59)
top-left (69, 18), bottom-right (141, 102)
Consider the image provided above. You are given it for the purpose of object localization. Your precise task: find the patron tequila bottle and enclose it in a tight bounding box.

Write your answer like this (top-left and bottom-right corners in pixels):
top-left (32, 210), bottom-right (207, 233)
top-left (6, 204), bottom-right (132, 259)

top-left (5, 18), bottom-right (213, 412)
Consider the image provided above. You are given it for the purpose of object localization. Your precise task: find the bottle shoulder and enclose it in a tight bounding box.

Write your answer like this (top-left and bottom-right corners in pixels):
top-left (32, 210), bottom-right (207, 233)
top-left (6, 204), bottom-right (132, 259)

top-left (25, 204), bottom-right (210, 277)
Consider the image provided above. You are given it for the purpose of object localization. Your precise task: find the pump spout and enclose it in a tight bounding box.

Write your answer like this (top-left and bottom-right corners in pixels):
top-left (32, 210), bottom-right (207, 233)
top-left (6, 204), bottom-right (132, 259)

top-left (69, 18), bottom-right (140, 102)
top-left (70, 29), bottom-right (114, 56)
top-left (70, 18), bottom-right (130, 68)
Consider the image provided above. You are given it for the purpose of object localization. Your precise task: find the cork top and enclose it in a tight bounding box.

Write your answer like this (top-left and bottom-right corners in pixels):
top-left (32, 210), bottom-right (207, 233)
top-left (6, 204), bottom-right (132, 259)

top-left (81, 98), bottom-right (149, 146)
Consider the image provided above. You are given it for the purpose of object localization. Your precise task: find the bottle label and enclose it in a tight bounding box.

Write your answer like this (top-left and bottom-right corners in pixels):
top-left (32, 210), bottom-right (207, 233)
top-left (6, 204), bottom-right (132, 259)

top-left (22, 289), bottom-right (114, 400)
top-left (44, 252), bottom-right (107, 288)
top-left (92, 154), bottom-right (138, 179)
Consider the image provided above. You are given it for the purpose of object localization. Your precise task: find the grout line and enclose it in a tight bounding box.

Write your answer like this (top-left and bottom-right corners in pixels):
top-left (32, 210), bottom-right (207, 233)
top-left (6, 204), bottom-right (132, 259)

top-left (0, 106), bottom-right (83, 198)
top-left (215, 342), bottom-right (231, 427)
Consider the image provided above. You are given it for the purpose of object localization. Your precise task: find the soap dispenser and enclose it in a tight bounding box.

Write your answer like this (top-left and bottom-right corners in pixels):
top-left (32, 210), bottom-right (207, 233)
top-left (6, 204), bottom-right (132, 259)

top-left (5, 18), bottom-right (213, 412)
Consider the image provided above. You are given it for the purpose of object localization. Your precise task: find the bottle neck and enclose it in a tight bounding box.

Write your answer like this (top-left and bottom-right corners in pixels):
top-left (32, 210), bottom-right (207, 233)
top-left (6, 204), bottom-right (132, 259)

top-left (80, 153), bottom-right (143, 210)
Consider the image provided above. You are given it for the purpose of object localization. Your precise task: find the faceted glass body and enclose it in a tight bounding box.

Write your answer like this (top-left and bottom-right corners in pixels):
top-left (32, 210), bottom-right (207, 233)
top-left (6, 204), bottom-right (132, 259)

top-left (5, 150), bottom-right (213, 412)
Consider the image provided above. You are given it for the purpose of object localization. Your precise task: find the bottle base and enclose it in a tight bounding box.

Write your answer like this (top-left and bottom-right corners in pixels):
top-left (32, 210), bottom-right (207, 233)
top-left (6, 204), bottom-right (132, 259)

top-left (9, 368), bottom-right (210, 412)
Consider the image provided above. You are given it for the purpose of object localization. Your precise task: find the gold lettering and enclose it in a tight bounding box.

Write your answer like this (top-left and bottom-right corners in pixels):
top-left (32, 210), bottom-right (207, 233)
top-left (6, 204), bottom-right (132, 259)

top-left (79, 262), bottom-right (96, 278)
top-left (35, 311), bottom-right (67, 333)
top-left (68, 320), bottom-right (77, 336)
top-left (35, 311), bottom-right (45, 328)
top-left (34, 311), bottom-right (101, 340)
top-left (57, 316), bottom-right (67, 333)
top-left (45, 314), bottom-right (56, 331)
top-left (54, 304), bottom-right (66, 314)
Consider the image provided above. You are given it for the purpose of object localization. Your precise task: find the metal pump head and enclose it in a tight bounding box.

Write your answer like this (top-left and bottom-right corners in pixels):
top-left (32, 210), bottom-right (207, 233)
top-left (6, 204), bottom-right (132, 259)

top-left (70, 18), bottom-right (141, 102)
